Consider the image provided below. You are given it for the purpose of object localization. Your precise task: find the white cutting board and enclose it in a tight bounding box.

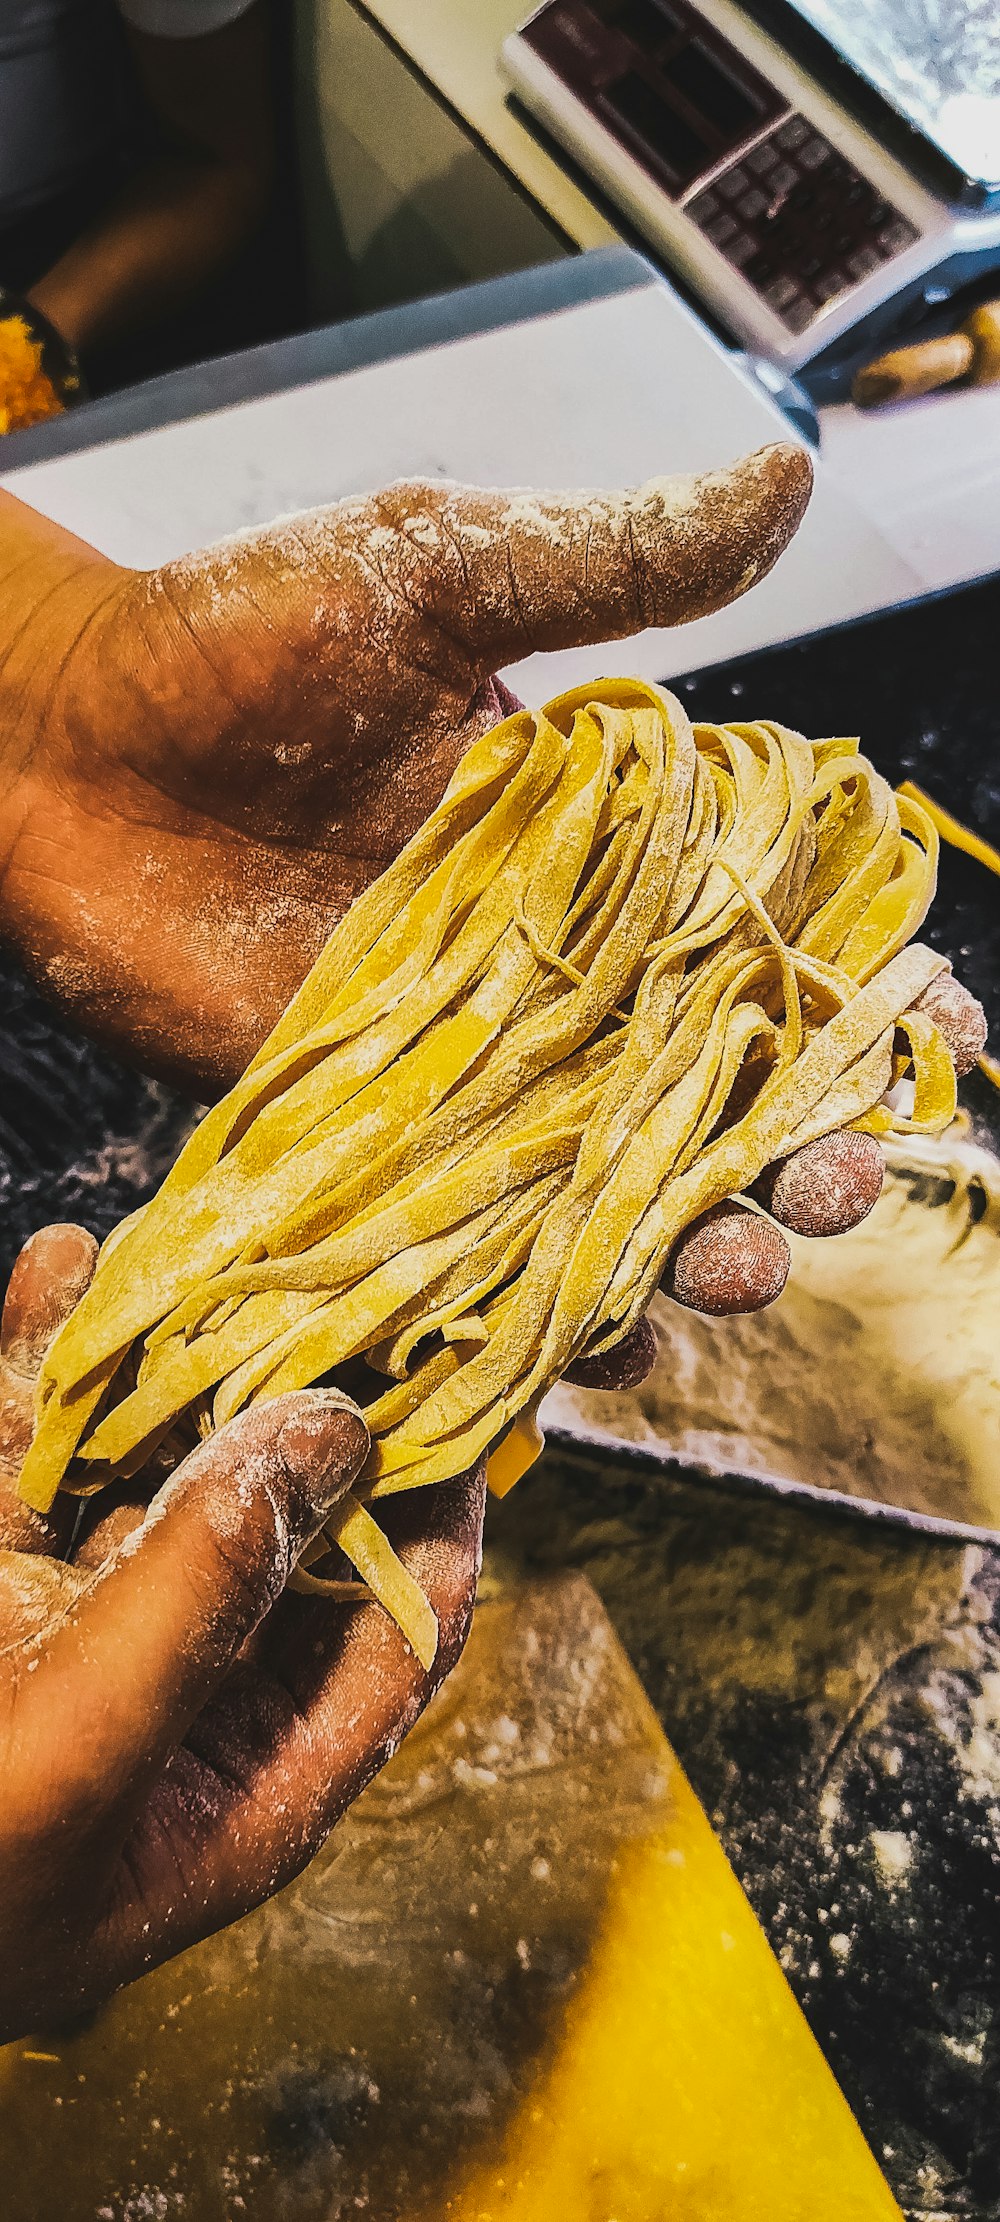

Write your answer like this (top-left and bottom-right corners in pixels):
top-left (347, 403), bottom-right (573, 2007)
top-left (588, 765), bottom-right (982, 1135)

top-left (2, 273), bottom-right (919, 697)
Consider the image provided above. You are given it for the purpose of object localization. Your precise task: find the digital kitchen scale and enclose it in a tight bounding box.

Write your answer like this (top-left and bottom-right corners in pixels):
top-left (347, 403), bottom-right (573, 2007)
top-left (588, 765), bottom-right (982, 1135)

top-left (501, 0), bottom-right (1000, 378)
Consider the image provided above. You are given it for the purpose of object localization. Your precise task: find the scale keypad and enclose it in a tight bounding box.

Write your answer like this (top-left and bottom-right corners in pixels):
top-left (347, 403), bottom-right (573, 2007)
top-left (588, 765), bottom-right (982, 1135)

top-left (688, 115), bottom-right (919, 331)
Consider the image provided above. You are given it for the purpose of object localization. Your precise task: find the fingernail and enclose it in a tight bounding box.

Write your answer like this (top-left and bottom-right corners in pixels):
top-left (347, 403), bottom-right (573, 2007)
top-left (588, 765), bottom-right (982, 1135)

top-left (913, 973), bottom-right (988, 1078)
top-left (752, 1130), bottom-right (884, 1237)
top-left (664, 1200), bottom-right (790, 1315)
top-left (277, 1391), bottom-right (371, 1512)
top-left (565, 1314), bottom-right (657, 1392)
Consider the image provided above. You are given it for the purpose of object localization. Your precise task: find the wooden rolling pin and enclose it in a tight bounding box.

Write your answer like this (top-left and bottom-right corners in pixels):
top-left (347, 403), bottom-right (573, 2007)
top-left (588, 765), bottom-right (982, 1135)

top-left (852, 300), bottom-right (1000, 408)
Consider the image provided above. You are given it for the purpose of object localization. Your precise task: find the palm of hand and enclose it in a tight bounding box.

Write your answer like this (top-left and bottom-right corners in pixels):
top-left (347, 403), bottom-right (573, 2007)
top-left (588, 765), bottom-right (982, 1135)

top-left (9, 509), bottom-right (484, 1094)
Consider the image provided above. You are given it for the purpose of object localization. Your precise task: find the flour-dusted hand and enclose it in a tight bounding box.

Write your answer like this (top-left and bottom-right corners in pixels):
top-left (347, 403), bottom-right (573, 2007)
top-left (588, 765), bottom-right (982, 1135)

top-left (0, 447), bottom-right (811, 1094)
top-left (0, 1226), bottom-right (484, 2043)
top-left (0, 453), bottom-right (984, 1349)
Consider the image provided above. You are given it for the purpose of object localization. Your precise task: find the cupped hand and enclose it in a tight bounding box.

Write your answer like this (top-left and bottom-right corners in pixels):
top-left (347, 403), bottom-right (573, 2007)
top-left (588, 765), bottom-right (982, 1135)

top-left (0, 446), bottom-right (811, 1095)
top-left (0, 1225), bottom-right (484, 2043)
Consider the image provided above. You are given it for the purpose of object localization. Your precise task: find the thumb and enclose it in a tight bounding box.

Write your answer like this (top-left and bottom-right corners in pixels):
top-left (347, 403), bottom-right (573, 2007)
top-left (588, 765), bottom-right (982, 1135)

top-left (399, 442), bottom-right (812, 670)
top-left (15, 1390), bottom-right (369, 1822)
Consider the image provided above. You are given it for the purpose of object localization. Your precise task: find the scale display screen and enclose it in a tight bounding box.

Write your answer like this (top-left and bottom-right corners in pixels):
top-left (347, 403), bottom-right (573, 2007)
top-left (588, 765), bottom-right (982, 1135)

top-left (786, 0), bottom-right (1000, 190)
top-left (519, 0), bottom-right (785, 194)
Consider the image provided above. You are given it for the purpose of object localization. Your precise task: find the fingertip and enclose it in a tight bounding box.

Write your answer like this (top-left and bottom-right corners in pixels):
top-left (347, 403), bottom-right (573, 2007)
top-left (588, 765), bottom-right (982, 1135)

top-left (1, 1223), bottom-right (99, 1375)
top-left (758, 439), bottom-right (814, 513)
top-left (564, 1314), bottom-right (658, 1391)
top-left (632, 442), bottom-right (813, 630)
top-left (275, 1388), bottom-right (371, 1510)
top-left (913, 971), bottom-right (988, 1078)
top-left (709, 442), bottom-right (813, 598)
top-left (752, 1130), bottom-right (885, 1238)
top-left (663, 1199), bottom-right (790, 1315)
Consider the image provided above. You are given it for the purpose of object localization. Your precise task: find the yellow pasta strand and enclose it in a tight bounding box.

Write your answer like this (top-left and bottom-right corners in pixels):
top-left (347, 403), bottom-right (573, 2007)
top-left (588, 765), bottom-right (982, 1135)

top-left (897, 778), bottom-right (1000, 877)
top-left (897, 777), bottom-right (997, 1094)
top-left (20, 682), bottom-right (956, 1665)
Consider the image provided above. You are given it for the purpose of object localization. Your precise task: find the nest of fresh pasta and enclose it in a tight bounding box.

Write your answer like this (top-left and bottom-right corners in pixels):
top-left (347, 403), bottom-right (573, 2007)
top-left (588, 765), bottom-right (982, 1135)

top-left (20, 681), bottom-right (958, 1664)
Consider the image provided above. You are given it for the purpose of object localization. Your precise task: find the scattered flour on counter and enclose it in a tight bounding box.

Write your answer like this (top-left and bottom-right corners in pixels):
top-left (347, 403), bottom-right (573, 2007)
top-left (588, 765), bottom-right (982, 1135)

top-left (870, 1830), bottom-right (913, 1886)
top-left (956, 1668), bottom-right (1000, 1812)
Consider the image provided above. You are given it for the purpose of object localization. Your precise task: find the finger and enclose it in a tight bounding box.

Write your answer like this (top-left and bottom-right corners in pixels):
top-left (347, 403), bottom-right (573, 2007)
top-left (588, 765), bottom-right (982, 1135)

top-left (13, 1389), bottom-right (370, 1819)
top-left (90, 1467), bottom-right (486, 1985)
top-left (1, 1223), bottom-right (98, 1379)
top-left (564, 1315), bottom-right (658, 1391)
top-left (751, 1130), bottom-right (885, 1238)
top-left (663, 1199), bottom-right (790, 1315)
top-left (229, 1461), bottom-right (486, 1798)
top-left (913, 970), bottom-right (988, 1078)
top-left (414, 443), bottom-right (812, 670)
top-left (0, 1548), bottom-right (83, 1648)
top-left (0, 1224), bottom-right (96, 1555)
top-left (72, 1486), bottom-right (148, 1571)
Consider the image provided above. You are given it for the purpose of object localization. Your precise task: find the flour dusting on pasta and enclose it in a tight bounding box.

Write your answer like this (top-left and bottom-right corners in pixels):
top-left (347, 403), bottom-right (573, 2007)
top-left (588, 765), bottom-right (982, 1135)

top-left (19, 681), bottom-right (957, 1664)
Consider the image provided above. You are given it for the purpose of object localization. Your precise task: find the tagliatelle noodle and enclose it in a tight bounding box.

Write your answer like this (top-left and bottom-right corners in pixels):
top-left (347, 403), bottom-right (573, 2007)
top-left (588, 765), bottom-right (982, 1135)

top-left (19, 681), bottom-right (956, 1666)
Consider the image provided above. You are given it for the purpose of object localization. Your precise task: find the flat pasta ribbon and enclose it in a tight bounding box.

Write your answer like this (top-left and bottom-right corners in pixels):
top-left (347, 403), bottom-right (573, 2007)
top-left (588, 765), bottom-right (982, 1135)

top-left (19, 682), bottom-right (954, 1666)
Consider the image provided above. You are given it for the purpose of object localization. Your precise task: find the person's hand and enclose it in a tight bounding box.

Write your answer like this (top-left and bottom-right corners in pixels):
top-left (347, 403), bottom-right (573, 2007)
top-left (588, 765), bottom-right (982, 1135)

top-left (567, 1001), bottom-right (982, 1379)
top-left (0, 453), bottom-right (985, 1329)
top-left (0, 447), bottom-right (811, 1093)
top-left (0, 1224), bottom-right (485, 2042)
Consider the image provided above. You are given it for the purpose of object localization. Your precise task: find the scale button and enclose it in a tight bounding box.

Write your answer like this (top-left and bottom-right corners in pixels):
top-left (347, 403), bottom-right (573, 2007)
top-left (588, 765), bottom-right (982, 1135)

top-left (767, 161), bottom-right (799, 199)
top-left (776, 114), bottom-right (809, 151)
top-left (705, 212), bottom-right (738, 246)
top-left (847, 244), bottom-right (882, 279)
top-left (736, 186), bottom-right (769, 221)
top-left (688, 189), bottom-right (721, 225)
top-left (718, 164), bottom-right (750, 200)
top-left (763, 275), bottom-right (800, 311)
top-left (798, 135), bottom-right (830, 171)
top-left (747, 139), bottom-right (779, 175)
top-left (878, 217), bottom-right (918, 254)
top-left (724, 230), bottom-right (757, 267)
top-left (814, 269), bottom-right (847, 301)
